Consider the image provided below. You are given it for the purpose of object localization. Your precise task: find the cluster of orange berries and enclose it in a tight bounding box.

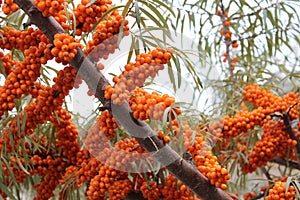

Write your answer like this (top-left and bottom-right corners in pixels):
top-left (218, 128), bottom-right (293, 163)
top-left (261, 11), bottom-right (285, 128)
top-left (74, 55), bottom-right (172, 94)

top-left (189, 135), bottom-right (230, 190)
top-left (0, 52), bottom-right (15, 75)
top-left (51, 108), bottom-right (81, 164)
top-left (86, 164), bottom-right (127, 199)
top-left (107, 179), bottom-right (133, 200)
top-left (85, 11), bottom-right (129, 60)
top-left (243, 185), bottom-right (268, 200)
top-left (243, 192), bottom-right (256, 200)
top-left (22, 66), bottom-right (77, 136)
top-left (244, 121), bottom-right (297, 173)
top-left (102, 138), bottom-right (147, 172)
top-left (2, 0), bottom-right (19, 15)
top-left (217, 9), bottom-right (239, 71)
top-left (243, 84), bottom-right (299, 119)
top-left (0, 27), bottom-right (52, 117)
top-left (96, 110), bottom-right (119, 139)
top-left (31, 154), bottom-right (65, 176)
top-left (129, 88), bottom-right (181, 121)
top-left (2, 156), bottom-right (28, 183)
top-left (222, 84), bottom-right (299, 139)
top-left (51, 33), bottom-right (82, 62)
top-left (34, 0), bottom-right (70, 30)
top-left (222, 107), bottom-right (271, 138)
top-left (141, 181), bottom-right (163, 200)
top-left (104, 47), bottom-right (173, 104)
top-left (161, 175), bottom-right (201, 200)
top-left (0, 26), bottom-right (49, 52)
top-left (73, 0), bottom-right (113, 34)
top-left (33, 169), bottom-right (62, 200)
top-left (217, 10), bottom-right (231, 40)
top-left (265, 181), bottom-right (296, 200)
top-left (0, 61), bottom-right (37, 115)
top-left (34, 0), bottom-right (64, 17)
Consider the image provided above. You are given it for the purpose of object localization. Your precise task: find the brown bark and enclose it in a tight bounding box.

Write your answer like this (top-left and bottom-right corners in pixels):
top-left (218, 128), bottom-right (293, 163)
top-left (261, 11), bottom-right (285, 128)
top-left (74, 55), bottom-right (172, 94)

top-left (13, 1), bottom-right (232, 199)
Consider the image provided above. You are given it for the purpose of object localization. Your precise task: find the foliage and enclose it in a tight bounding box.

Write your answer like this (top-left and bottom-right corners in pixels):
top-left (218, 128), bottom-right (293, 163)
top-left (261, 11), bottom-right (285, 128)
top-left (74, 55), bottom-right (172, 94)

top-left (0, 0), bottom-right (300, 200)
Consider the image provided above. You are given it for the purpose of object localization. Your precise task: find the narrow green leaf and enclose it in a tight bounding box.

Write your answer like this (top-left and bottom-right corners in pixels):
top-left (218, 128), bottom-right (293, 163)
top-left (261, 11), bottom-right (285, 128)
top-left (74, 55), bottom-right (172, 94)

top-left (0, 58), bottom-right (7, 78)
top-left (266, 10), bottom-right (276, 27)
top-left (2, 158), bottom-right (19, 189)
top-left (152, 0), bottom-right (176, 17)
top-left (138, 7), bottom-right (162, 28)
top-left (121, 0), bottom-right (133, 17)
top-left (117, 16), bottom-right (126, 46)
top-left (167, 62), bottom-right (176, 92)
top-left (139, 0), bottom-right (168, 28)
top-left (174, 55), bottom-right (181, 88)
top-left (8, 128), bottom-right (15, 153)
top-left (15, 154), bottom-right (30, 175)
top-left (86, 0), bottom-right (96, 7)
top-left (0, 181), bottom-right (17, 200)
top-left (126, 36), bottom-right (135, 64)
top-left (135, 0), bottom-right (141, 29)
top-left (267, 36), bottom-right (273, 57)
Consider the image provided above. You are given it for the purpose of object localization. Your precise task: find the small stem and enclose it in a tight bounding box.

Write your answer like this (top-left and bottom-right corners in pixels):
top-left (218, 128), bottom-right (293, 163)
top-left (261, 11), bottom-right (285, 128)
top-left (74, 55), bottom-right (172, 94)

top-left (261, 167), bottom-right (272, 180)
top-left (219, 0), bottom-right (234, 80)
top-left (250, 191), bottom-right (266, 200)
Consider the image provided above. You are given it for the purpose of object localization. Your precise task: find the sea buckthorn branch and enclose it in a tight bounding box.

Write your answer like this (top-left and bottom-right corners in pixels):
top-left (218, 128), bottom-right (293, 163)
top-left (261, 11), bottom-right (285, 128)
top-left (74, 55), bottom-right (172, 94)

top-left (218, 1), bottom-right (236, 76)
top-left (261, 166), bottom-right (272, 181)
top-left (282, 107), bottom-right (300, 156)
top-left (271, 156), bottom-right (300, 171)
top-left (13, 0), bottom-right (232, 199)
top-left (123, 191), bottom-right (147, 200)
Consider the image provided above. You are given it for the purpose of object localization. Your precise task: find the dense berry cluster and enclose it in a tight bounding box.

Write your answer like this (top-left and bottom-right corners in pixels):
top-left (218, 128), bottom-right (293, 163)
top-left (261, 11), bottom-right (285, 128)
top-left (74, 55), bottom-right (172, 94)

top-left (85, 10), bottom-right (129, 60)
top-left (96, 110), bottom-right (119, 139)
top-left (243, 121), bottom-right (297, 173)
top-left (161, 175), bottom-right (201, 200)
top-left (51, 33), bottom-right (82, 61)
top-left (243, 84), bottom-right (299, 119)
top-left (129, 88), bottom-right (181, 121)
top-left (0, 52), bottom-right (15, 75)
top-left (188, 135), bottom-right (230, 190)
top-left (0, 26), bottom-right (49, 51)
top-left (265, 181), bottom-right (295, 200)
top-left (141, 181), bottom-right (163, 200)
top-left (222, 107), bottom-right (271, 138)
top-left (0, 46), bottom-right (49, 116)
top-left (72, 0), bottom-right (113, 34)
top-left (105, 47), bottom-right (173, 104)
top-left (107, 179), bottom-right (133, 200)
top-left (2, 0), bottom-right (19, 14)
top-left (34, 0), bottom-right (64, 17)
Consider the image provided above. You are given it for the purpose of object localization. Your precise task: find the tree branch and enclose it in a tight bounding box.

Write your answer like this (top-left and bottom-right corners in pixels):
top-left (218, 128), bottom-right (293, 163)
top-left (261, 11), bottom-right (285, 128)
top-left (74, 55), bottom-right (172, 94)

top-left (122, 191), bottom-right (147, 200)
top-left (13, 0), bottom-right (232, 199)
top-left (261, 167), bottom-right (272, 180)
top-left (282, 110), bottom-right (300, 156)
top-left (271, 156), bottom-right (300, 170)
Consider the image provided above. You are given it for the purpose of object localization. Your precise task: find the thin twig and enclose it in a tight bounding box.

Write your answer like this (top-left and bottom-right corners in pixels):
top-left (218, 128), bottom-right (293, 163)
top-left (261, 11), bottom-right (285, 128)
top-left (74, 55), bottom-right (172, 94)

top-left (250, 191), bottom-right (266, 200)
top-left (261, 167), bottom-right (272, 180)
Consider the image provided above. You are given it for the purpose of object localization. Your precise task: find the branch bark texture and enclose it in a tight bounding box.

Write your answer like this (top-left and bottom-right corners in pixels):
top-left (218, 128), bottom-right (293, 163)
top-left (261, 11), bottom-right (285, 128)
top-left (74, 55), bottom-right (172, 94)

top-left (13, 0), bottom-right (232, 199)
